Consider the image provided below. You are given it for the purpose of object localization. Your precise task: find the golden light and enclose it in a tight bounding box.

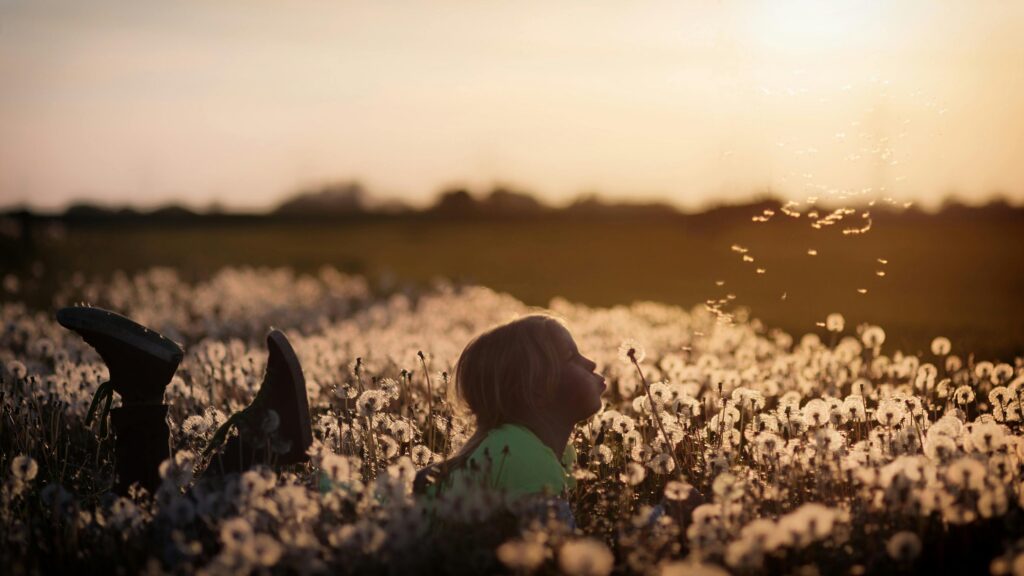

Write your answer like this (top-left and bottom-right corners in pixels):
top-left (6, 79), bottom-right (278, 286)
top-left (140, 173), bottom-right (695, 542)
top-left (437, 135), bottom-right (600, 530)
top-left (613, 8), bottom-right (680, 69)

top-left (748, 0), bottom-right (883, 54)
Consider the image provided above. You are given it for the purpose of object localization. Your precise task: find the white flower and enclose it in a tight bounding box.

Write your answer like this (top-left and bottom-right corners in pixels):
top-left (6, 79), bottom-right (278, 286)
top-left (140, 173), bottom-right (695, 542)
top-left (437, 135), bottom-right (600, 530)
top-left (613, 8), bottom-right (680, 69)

top-left (559, 538), bottom-right (614, 576)
top-left (953, 386), bottom-right (975, 405)
top-left (5, 360), bottom-right (27, 379)
top-left (220, 517), bottom-right (254, 550)
top-left (244, 533), bottom-right (283, 567)
top-left (945, 457), bottom-right (987, 490)
top-left (410, 444), bottom-right (437, 467)
top-left (378, 377), bottom-right (401, 400)
top-left (618, 340), bottom-right (646, 364)
top-left (930, 337), bottom-right (951, 356)
top-left (825, 313), bottom-right (845, 333)
top-left (619, 462), bottom-right (646, 486)
top-left (886, 531), bottom-right (922, 562)
top-left (182, 415), bottom-right (208, 437)
top-left (590, 444), bottom-right (614, 465)
top-left (875, 399), bottom-right (906, 427)
top-left (660, 561), bottom-right (730, 576)
top-left (322, 452), bottom-right (353, 484)
top-left (496, 539), bottom-right (547, 572)
top-left (11, 454), bottom-right (38, 482)
top-left (861, 325), bottom-right (886, 348)
top-left (389, 420), bottom-right (413, 443)
top-left (664, 480), bottom-right (694, 501)
top-left (778, 502), bottom-right (835, 541)
top-left (801, 399), bottom-right (831, 427)
top-left (646, 452), bottom-right (676, 475)
top-left (357, 390), bottom-right (387, 417)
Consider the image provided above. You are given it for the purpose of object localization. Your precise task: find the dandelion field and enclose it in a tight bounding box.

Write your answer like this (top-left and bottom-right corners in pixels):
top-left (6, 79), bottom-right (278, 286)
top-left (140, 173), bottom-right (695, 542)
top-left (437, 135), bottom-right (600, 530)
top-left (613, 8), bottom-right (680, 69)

top-left (2, 265), bottom-right (1024, 575)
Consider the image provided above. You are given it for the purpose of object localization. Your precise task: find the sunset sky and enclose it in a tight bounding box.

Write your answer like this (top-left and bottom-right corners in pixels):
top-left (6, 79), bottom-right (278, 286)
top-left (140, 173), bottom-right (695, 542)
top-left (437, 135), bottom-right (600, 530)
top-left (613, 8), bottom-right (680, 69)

top-left (1, 0), bottom-right (1022, 211)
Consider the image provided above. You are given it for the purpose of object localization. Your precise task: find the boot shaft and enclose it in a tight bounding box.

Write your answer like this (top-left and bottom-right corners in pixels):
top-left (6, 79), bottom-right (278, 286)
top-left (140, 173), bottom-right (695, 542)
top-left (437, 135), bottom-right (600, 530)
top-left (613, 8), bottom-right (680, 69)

top-left (111, 404), bottom-right (171, 495)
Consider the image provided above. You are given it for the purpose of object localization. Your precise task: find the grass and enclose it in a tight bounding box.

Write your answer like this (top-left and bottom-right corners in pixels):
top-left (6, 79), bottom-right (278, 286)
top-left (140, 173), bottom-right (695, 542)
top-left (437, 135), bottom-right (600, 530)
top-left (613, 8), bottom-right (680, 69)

top-left (2, 208), bottom-right (1023, 360)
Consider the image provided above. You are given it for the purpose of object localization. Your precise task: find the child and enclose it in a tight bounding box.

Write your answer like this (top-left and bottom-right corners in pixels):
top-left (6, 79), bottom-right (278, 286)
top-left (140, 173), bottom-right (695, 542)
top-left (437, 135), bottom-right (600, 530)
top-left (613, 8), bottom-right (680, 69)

top-left (415, 314), bottom-right (606, 513)
top-left (57, 305), bottom-right (313, 495)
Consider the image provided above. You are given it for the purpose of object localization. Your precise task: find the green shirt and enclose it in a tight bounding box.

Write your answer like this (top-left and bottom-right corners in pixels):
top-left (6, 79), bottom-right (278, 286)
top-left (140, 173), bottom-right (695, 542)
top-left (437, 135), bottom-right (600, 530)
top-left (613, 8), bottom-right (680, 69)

top-left (430, 424), bottom-right (577, 500)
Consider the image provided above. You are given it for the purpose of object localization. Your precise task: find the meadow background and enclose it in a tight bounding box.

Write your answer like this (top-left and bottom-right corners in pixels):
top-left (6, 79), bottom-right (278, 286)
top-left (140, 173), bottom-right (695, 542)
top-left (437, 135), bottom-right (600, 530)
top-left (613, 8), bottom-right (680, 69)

top-left (4, 198), bottom-right (1023, 361)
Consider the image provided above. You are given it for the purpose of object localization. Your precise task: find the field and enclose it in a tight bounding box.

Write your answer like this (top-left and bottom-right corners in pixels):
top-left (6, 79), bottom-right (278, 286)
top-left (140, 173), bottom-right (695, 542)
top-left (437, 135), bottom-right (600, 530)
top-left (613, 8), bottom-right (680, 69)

top-left (2, 206), bottom-right (1024, 574)
top-left (4, 204), bottom-right (1024, 360)
top-left (2, 265), bottom-right (1024, 573)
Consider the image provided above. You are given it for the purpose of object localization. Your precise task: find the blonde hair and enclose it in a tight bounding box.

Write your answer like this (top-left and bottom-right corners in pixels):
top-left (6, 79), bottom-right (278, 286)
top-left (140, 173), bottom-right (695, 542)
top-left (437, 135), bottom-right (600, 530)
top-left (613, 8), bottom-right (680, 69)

top-left (442, 313), bottom-right (568, 470)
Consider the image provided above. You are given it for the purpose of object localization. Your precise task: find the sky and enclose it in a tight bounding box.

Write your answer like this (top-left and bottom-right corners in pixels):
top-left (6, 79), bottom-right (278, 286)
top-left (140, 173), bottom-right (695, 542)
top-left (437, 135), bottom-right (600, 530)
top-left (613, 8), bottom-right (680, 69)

top-left (1, 0), bottom-right (1022, 211)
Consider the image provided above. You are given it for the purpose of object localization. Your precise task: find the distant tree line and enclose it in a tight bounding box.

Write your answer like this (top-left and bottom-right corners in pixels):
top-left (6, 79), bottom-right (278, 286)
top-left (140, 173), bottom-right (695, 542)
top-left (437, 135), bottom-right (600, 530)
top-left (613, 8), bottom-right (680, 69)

top-left (1, 180), bottom-right (1021, 222)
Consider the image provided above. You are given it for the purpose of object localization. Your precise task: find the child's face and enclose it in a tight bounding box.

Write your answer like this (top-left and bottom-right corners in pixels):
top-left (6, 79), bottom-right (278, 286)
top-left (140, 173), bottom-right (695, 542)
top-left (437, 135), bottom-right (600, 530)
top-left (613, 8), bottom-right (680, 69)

top-left (551, 325), bottom-right (606, 423)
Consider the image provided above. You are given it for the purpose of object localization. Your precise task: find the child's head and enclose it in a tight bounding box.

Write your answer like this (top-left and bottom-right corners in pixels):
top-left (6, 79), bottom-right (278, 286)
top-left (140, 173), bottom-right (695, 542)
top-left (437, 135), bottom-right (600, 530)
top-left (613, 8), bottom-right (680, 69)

top-left (455, 313), bottom-right (606, 433)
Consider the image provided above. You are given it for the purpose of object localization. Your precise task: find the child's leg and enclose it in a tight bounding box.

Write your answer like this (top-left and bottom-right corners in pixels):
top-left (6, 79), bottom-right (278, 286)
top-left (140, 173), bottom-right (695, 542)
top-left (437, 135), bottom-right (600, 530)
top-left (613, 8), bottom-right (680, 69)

top-left (203, 329), bottom-right (312, 477)
top-left (57, 306), bottom-right (184, 495)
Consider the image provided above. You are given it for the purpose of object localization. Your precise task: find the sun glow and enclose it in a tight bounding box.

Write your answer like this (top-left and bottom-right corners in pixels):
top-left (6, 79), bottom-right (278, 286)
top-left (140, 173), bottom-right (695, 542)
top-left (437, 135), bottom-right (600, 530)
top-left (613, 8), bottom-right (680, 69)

top-left (749, 0), bottom-right (884, 54)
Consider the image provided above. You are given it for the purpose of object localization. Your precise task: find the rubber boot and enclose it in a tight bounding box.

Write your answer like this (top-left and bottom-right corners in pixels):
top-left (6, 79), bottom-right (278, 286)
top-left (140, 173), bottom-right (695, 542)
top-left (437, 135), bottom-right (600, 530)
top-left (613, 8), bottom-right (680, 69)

top-left (57, 306), bottom-right (183, 495)
top-left (204, 330), bottom-right (312, 476)
top-left (110, 404), bottom-right (171, 495)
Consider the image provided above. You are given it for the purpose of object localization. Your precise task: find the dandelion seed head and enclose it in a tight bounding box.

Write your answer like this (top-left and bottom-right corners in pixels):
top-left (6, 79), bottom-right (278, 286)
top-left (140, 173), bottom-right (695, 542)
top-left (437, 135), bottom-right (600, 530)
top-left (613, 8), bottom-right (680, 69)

top-left (930, 336), bottom-right (952, 356)
top-left (559, 538), bottom-right (614, 576)
top-left (826, 313), bottom-right (845, 333)
top-left (620, 462), bottom-right (646, 486)
top-left (618, 340), bottom-right (646, 364)
top-left (220, 517), bottom-right (254, 550)
top-left (11, 454), bottom-right (38, 482)
top-left (886, 531), bottom-right (922, 562)
top-left (497, 539), bottom-right (546, 572)
top-left (862, 326), bottom-right (885, 348)
top-left (6, 360), bottom-right (27, 380)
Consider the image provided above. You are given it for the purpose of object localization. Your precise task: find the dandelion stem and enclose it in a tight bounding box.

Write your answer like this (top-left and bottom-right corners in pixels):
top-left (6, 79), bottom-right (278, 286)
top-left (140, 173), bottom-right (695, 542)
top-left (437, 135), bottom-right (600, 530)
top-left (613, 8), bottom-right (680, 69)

top-left (418, 351), bottom-right (435, 452)
top-left (629, 352), bottom-right (681, 475)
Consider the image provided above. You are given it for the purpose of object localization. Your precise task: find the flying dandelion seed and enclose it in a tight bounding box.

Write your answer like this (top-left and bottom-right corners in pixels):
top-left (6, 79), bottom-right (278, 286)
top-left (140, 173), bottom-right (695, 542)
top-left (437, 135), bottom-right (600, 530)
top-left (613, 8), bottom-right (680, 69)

top-left (742, 255), bottom-right (755, 263)
top-left (807, 249), bottom-right (818, 256)
top-left (857, 288), bottom-right (868, 294)
top-left (876, 271), bottom-right (886, 277)
top-left (781, 292), bottom-right (787, 300)
top-left (731, 244), bottom-right (748, 254)
top-left (756, 268), bottom-right (766, 274)
top-left (878, 258), bottom-right (888, 264)
top-left (715, 280), bottom-right (725, 286)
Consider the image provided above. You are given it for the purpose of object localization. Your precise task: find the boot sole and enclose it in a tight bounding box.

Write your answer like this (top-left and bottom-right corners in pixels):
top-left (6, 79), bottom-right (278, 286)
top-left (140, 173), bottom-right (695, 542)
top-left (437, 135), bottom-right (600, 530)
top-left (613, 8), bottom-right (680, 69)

top-left (57, 306), bottom-right (184, 365)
